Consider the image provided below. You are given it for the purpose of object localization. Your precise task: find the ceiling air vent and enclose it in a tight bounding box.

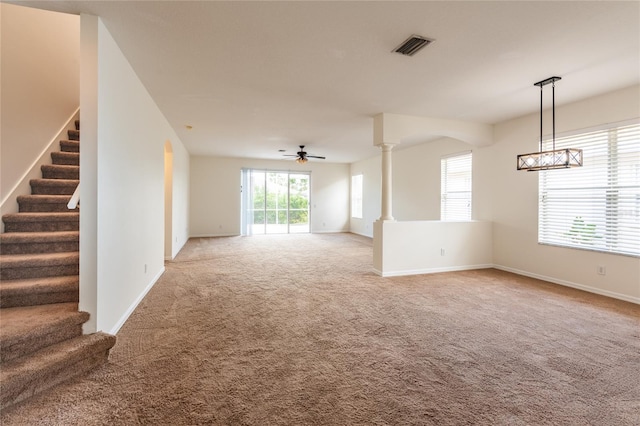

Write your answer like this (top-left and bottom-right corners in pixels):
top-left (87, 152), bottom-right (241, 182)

top-left (393, 35), bottom-right (434, 56)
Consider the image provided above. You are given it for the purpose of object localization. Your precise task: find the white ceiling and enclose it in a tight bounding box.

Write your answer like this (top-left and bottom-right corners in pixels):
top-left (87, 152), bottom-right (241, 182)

top-left (16, 1), bottom-right (640, 163)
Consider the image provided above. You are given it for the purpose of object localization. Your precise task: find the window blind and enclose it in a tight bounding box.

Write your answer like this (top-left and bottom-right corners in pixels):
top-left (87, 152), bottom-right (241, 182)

top-left (538, 122), bottom-right (640, 257)
top-left (441, 152), bottom-right (472, 221)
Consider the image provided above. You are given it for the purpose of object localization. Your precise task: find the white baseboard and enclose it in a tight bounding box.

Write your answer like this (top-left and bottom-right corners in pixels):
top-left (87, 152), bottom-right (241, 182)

top-left (109, 266), bottom-right (165, 335)
top-left (373, 263), bottom-right (639, 305)
top-left (374, 264), bottom-right (493, 277)
top-left (493, 264), bottom-right (640, 305)
top-left (190, 233), bottom-right (238, 238)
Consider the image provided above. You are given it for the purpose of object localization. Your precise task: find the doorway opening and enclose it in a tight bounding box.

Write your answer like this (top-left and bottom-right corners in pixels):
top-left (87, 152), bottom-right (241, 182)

top-left (241, 169), bottom-right (310, 235)
top-left (164, 141), bottom-right (173, 259)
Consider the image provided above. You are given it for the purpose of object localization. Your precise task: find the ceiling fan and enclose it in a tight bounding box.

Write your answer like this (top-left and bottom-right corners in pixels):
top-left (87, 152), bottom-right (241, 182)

top-left (284, 145), bottom-right (326, 164)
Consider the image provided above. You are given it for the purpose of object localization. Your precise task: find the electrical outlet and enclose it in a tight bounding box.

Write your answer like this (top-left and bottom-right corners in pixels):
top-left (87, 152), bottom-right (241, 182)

top-left (597, 266), bottom-right (606, 275)
top-left (144, 264), bottom-right (148, 273)
top-left (440, 248), bottom-right (445, 256)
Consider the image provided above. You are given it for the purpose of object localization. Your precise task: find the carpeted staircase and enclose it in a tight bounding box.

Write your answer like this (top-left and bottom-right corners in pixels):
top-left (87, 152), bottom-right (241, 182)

top-left (0, 121), bottom-right (116, 410)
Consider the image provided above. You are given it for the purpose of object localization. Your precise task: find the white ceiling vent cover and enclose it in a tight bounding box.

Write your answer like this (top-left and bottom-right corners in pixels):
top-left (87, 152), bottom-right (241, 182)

top-left (393, 35), bottom-right (435, 56)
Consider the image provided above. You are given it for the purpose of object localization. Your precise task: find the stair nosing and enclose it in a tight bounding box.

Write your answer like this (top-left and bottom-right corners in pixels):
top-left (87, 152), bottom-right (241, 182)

top-left (0, 332), bottom-right (115, 383)
top-left (0, 304), bottom-right (87, 342)
top-left (0, 252), bottom-right (79, 268)
top-left (0, 231), bottom-right (80, 241)
top-left (2, 212), bottom-right (80, 221)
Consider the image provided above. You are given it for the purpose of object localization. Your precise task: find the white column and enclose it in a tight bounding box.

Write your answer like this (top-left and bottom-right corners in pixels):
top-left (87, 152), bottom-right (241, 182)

top-left (380, 143), bottom-right (395, 221)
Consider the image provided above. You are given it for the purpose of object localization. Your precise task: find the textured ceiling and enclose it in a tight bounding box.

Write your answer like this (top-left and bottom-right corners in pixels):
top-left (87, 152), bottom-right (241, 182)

top-left (14, 1), bottom-right (640, 163)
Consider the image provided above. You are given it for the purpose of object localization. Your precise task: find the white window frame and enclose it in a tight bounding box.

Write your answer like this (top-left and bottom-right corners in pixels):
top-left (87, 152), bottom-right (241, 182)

top-left (351, 174), bottom-right (363, 219)
top-left (441, 151), bottom-right (472, 221)
top-left (538, 120), bottom-right (640, 257)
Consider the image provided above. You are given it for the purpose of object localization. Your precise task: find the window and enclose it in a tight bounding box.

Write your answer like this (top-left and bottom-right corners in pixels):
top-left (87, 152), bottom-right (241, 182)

top-left (241, 169), bottom-right (310, 235)
top-left (539, 122), bottom-right (640, 257)
top-left (441, 152), bottom-right (472, 221)
top-left (351, 174), bottom-right (363, 219)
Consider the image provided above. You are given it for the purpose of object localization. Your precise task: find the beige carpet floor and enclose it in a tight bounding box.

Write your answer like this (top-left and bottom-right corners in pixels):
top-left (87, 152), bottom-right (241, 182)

top-left (1, 233), bottom-right (639, 425)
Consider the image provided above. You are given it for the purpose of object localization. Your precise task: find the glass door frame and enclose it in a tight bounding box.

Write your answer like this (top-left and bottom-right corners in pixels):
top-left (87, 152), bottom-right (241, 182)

top-left (241, 168), bottom-right (311, 236)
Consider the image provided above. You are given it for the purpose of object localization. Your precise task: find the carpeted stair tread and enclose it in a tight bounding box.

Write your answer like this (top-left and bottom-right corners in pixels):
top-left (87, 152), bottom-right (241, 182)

top-left (0, 231), bottom-right (79, 244)
top-left (30, 178), bottom-right (79, 195)
top-left (2, 212), bottom-right (79, 223)
top-left (51, 152), bottom-right (79, 166)
top-left (67, 129), bottom-right (79, 141)
top-left (0, 231), bottom-right (79, 255)
top-left (17, 194), bottom-right (78, 212)
top-left (0, 252), bottom-right (79, 267)
top-left (40, 165), bottom-right (79, 180)
top-left (0, 303), bottom-right (87, 362)
top-left (0, 252), bottom-right (79, 280)
top-left (59, 140), bottom-right (80, 153)
top-left (0, 276), bottom-right (78, 308)
top-left (0, 332), bottom-right (115, 410)
top-left (2, 212), bottom-right (79, 232)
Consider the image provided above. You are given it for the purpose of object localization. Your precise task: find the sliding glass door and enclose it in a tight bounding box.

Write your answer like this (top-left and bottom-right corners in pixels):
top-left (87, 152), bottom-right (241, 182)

top-left (241, 169), bottom-right (310, 235)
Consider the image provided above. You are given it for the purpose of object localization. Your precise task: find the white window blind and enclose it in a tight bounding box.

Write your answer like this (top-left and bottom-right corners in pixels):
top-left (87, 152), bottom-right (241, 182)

top-left (538, 122), bottom-right (640, 257)
top-left (351, 174), bottom-right (363, 219)
top-left (441, 152), bottom-right (472, 221)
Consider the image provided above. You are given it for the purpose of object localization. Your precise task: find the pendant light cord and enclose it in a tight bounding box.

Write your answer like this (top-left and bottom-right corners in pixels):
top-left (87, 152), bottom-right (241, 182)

top-left (539, 84), bottom-right (543, 152)
top-left (552, 80), bottom-right (556, 150)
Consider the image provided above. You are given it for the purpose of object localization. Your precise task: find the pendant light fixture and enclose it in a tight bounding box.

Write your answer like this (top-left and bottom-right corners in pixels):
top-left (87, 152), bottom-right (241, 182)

top-left (516, 76), bottom-right (583, 171)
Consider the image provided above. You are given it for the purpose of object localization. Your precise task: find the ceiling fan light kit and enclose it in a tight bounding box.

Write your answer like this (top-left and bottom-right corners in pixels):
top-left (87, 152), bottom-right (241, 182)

top-left (516, 76), bottom-right (583, 171)
top-left (284, 145), bottom-right (326, 163)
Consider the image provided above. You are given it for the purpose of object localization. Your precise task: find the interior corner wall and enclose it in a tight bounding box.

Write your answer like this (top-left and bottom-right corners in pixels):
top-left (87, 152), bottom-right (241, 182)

top-left (89, 18), bottom-right (189, 333)
top-left (350, 137), bottom-right (489, 238)
top-left (488, 85), bottom-right (640, 302)
top-left (350, 156), bottom-right (381, 237)
top-left (0, 3), bottom-right (79, 200)
top-left (171, 140), bottom-right (190, 258)
top-left (392, 138), bottom-right (476, 221)
top-left (190, 156), bottom-right (349, 237)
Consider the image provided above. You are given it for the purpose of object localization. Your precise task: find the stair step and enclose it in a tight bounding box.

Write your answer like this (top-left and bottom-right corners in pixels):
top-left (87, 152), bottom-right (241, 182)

top-left (0, 251), bottom-right (79, 280)
top-left (51, 151), bottom-right (79, 166)
top-left (75, 119), bottom-right (80, 131)
top-left (67, 129), bottom-right (79, 141)
top-left (0, 276), bottom-right (78, 308)
top-left (0, 231), bottom-right (79, 255)
top-left (0, 331), bottom-right (115, 410)
top-left (30, 179), bottom-right (78, 195)
top-left (59, 140), bottom-right (80, 153)
top-left (0, 303), bottom-right (86, 362)
top-left (2, 212), bottom-right (79, 232)
top-left (41, 164), bottom-right (79, 180)
top-left (17, 195), bottom-right (78, 213)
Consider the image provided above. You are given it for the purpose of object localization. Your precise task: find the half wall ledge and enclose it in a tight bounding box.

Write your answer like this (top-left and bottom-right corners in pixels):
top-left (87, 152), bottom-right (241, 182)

top-left (373, 220), bottom-right (493, 277)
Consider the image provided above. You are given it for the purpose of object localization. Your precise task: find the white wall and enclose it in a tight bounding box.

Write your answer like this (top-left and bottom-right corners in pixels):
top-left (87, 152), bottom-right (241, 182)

top-left (374, 220), bottom-right (493, 276)
top-left (1, 3), bottom-right (79, 206)
top-left (80, 16), bottom-right (190, 333)
top-left (488, 85), bottom-right (640, 303)
top-left (190, 156), bottom-right (349, 237)
top-left (349, 155), bottom-right (381, 237)
top-left (393, 138), bottom-right (477, 221)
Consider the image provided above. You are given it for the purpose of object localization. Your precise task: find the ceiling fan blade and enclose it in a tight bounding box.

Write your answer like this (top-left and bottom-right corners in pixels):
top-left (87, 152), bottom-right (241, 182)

top-left (307, 155), bottom-right (325, 159)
